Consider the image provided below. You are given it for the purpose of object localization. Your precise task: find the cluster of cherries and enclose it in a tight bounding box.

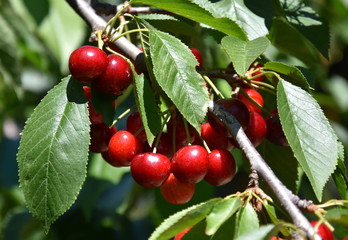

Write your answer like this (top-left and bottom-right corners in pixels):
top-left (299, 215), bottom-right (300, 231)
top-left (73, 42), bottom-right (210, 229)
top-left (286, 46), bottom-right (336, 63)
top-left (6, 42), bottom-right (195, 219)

top-left (68, 45), bottom-right (288, 205)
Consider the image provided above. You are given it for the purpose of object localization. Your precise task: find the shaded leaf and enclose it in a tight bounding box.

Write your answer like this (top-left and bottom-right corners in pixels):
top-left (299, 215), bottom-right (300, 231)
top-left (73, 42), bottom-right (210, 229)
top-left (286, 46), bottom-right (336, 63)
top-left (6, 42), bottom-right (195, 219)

top-left (332, 142), bottom-right (348, 200)
top-left (236, 224), bottom-right (276, 240)
top-left (221, 36), bottom-right (270, 76)
top-left (181, 221), bottom-right (210, 240)
top-left (149, 198), bottom-right (220, 240)
top-left (235, 203), bottom-right (259, 237)
top-left (325, 208), bottom-right (348, 227)
top-left (191, 0), bottom-right (268, 40)
top-left (264, 62), bottom-right (310, 90)
top-left (206, 197), bottom-right (242, 235)
top-left (17, 76), bottom-right (90, 231)
top-left (277, 79), bottom-right (338, 201)
top-left (149, 29), bottom-right (209, 130)
top-left (130, 0), bottom-right (247, 39)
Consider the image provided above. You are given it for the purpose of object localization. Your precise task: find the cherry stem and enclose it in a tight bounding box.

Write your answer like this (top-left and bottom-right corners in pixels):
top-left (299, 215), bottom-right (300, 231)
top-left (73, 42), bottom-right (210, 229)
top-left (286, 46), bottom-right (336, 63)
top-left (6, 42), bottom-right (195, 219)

top-left (105, 2), bottom-right (130, 36)
top-left (202, 74), bottom-right (225, 99)
top-left (111, 29), bottom-right (149, 43)
top-left (182, 117), bottom-right (191, 145)
top-left (152, 113), bottom-right (171, 153)
top-left (111, 105), bottom-right (136, 126)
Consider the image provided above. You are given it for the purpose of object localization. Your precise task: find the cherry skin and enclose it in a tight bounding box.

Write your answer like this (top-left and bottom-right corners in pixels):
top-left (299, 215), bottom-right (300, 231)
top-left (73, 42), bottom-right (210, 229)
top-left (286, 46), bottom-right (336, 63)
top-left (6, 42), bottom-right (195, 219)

top-left (174, 227), bottom-right (192, 240)
top-left (249, 62), bottom-right (265, 82)
top-left (310, 221), bottom-right (334, 240)
top-left (265, 109), bottom-right (289, 146)
top-left (201, 122), bottom-right (228, 150)
top-left (126, 110), bottom-right (146, 142)
top-left (208, 98), bottom-right (250, 137)
top-left (171, 145), bottom-right (209, 184)
top-left (69, 46), bottom-right (108, 83)
top-left (108, 130), bottom-right (143, 166)
top-left (190, 48), bottom-right (203, 67)
top-left (89, 123), bottom-right (117, 153)
top-left (204, 149), bottom-right (236, 186)
top-left (94, 54), bottom-right (133, 95)
top-left (167, 117), bottom-right (198, 149)
top-left (83, 86), bottom-right (103, 124)
top-left (237, 88), bottom-right (264, 113)
top-left (142, 133), bottom-right (174, 159)
top-left (245, 111), bottom-right (267, 147)
top-left (131, 152), bottom-right (171, 188)
top-left (160, 173), bottom-right (195, 204)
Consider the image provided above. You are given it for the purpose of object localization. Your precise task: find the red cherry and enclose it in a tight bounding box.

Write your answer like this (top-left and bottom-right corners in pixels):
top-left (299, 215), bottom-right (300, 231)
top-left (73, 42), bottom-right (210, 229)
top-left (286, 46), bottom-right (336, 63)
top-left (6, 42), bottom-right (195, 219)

top-left (126, 110), bottom-right (147, 142)
top-left (130, 152), bottom-right (171, 188)
top-left (245, 112), bottom-right (267, 147)
top-left (310, 221), bottom-right (334, 240)
top-left (94, 54), bottom-right (133, 95)
top-left (265, 109), bottom-right (289, 146)
top-left (160, 173), bottom-right (195, 204)
top-left (89, 123), bottom-right (117, 153)
top-left (174, 227), bottom-right (192, 240)
top-left (69, 46), bottom-right (108, 83)
top-left (237, 88), bottom-right (264, 113)
top-left (249, 62), bottom-right (265, 82)
top-left (201, 122), bottom-right (228, 150)
top-left (167, 117), bottom-right (198, 149)
top-left (171, 145), bottom-right (209, 184)
top-left (204, 149), bottom-right (236, 186)
top-left (108, 130), bottom-right (143, 166)
top-left (190, 48), bottom-right (203, 67)
top-left (143, 133), bottom-right (174, 159)
top-left (208, 98), bottom-right (250, 137)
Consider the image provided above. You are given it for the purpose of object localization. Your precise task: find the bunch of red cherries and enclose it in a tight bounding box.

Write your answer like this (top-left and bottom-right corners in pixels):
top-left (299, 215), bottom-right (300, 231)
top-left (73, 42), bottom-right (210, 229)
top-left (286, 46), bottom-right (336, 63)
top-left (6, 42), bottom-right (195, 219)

top-left (69, 45), bottom-right (288, 205)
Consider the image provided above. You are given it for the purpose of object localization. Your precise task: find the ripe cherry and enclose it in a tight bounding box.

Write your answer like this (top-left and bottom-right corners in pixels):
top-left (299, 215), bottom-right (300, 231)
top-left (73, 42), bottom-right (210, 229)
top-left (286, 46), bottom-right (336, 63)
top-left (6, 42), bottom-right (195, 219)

top-left (160, 173), bottom-right (195, 204)
top-left (83, 86), bottom-right (103, 124)
top-left (204, 149), bottom-right (236, 186)
top-left (310, 221), bottom-right (334, 240)
top-left (265, 109), bottom-right (289, 146)
top-left (108, 130), bottom-right (143, 166)
top-left (69, 46), bottom-right (108, 83)
top-left (89, 123), bottom-right (117, 153)
top-left (143, 133), bottom-right (174, 159)
top-left (126, 110), bottom-right (146, 142)
top-left (167, 117), bottom-right (198, 149)
top-left (245, 112), bottom-right (267, 147)
top-left (94, 54), bottom-right (133, 95)
top-left (131, 152), bottom-right (171, 188)
top-left (174, 227), bottom-right (192, 240)
top-left (237, 88), bottom-right (264, 113)
top-left (201, 122), bottom-right (228, 150)
top-left (208, 98), bottom-right (250, 137)
top-left (249, 62), bottom-right (265, 82)
top-left (171, 145), bottom-right (209, 184)
top-left (190, 48), bottom-right (203, 67)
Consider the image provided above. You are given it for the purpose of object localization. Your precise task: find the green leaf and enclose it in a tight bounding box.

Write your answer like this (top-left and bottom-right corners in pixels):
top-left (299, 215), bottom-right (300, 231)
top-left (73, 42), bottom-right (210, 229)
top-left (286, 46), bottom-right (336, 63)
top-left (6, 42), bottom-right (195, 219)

top-left (221, 36), bottom-right (270, 76)
top-left (205, 197), bottom-right (242, 235)
top-left (17, 76), bottom-right (90, 232)
top-left (133, 72), bottom-right (161, 146)
top-left (149, 198), bottom-right (220, 240)
top-left (181, 221), bottom-right (210, 240)
top-left (130, 0), bottom-right (247, 39)
top-left (277, 79), bottom-right (338, 201)
top-left (269, 17), bottom-right (321, 67)
top-left (236, 224), bottom-right (276, 240)
top-left (190, 0), bottom-right (268, 40)
top-left (325, 208), bottom-right (348, 227)
top-left (332, 142), bottom-right (348, 200)
top-left (149, 29), bottom-right (209, 130)
top-left (264, 62), bottom-right (310, 90)
top-left (235, 203), bottom-right (259, 237)
top-left (264, 204), bottom-right (291, 237)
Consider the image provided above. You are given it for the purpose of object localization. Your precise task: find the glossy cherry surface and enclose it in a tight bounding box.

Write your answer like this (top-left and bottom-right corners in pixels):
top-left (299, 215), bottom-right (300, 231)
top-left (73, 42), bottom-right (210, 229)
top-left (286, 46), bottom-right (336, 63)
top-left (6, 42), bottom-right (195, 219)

top-left (160, 173), bottom-right (195, 204)
top-left (69, 46), bottom-right (108, 83)
top-left (131, 152), bottom-right (171, 188)
top-left (237, 88), bottom-right (264, 113)
top-left (190, 48), bottom-right (203, 67)
top-left (201, 122), bottom-right (228, 150)
top-left (171, 145), bottom-right (209, 184)
top-left (310, 221), bottom-right (334, 240)
top-left (245, 111), bottom-right (267, 147)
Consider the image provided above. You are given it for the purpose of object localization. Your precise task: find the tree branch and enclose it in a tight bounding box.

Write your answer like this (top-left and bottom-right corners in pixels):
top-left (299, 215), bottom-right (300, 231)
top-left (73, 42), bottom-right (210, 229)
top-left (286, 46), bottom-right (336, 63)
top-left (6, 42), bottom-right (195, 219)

top-left (66, 0), bottom-right (321, 239)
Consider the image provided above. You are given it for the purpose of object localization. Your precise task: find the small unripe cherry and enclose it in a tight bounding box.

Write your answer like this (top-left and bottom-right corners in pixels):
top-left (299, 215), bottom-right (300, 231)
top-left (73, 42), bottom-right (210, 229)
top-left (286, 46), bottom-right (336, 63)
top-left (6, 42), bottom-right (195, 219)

top-left (160, 173), bottom-right (195, 204)
top-left (190, 48), bottom-right (203, 67)
top-left (245, 112), bottom-right (267, 147)
top-left (126, 110), bottom-right (147, 142)
top-left (201, 122), bottom-right (228, 150)
top-left (89, 123), bottom-right (117, 153)
top-left (265, 109), bottom-right (289, 146)
top-left (237, 88), bottom-right (264, 113)
top-left (69, 46), bottom-right (108, 83)
top-left (208, 98), bottom-right (250, 137)
top-left (94, 54), bottom-right (133, 95)
top-left (131, 152), bottom-right (171, 188)
top-left (108, 130), bottom-right (143, 166)
top-left (310, 221), bottom-right (334, 240)
top-left (171, 145), bottom-right (209, 184)
top-left (204, 149), bottom-right (236, 186)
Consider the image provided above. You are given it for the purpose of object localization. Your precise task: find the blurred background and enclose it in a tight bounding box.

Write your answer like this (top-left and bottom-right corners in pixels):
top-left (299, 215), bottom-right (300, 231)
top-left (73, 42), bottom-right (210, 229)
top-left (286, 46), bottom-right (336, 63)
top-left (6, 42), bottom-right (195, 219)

top-left (0, 0), bottom-right (347, 239)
